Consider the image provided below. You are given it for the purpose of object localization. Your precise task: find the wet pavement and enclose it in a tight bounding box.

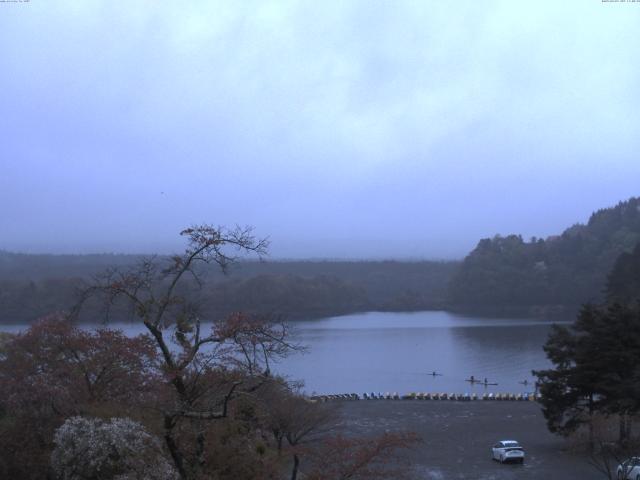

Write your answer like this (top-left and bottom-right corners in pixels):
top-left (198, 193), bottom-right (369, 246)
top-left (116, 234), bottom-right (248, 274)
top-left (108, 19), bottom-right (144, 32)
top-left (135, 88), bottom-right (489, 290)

top-left (334, 400), bottom-right (602, 479)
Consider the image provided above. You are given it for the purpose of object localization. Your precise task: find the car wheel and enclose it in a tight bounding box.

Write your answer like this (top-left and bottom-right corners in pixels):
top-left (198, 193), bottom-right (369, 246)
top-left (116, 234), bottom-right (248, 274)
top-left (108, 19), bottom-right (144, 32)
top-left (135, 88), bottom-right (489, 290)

top-left (500, 455), bottom-right (504, 464)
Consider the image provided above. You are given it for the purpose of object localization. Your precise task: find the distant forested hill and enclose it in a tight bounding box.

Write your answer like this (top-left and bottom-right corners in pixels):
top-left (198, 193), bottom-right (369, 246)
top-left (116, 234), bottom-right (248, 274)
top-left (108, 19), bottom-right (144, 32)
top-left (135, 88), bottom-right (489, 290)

top-left (448, 197), bottom-right (640, 313)
top-left (606, 241), bottom-right (640, 306)
top-left (0, 253), bottom-right (458, 323)
top-left (3, 197), bottom-right (639, 323)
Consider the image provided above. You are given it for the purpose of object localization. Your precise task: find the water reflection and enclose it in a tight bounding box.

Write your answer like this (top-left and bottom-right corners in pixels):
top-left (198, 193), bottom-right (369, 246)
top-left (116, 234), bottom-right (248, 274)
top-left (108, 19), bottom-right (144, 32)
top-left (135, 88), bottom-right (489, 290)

top-left (0, 310), bottom-right (569, 396)
top-left (277, 311), bottom-right (567, 395)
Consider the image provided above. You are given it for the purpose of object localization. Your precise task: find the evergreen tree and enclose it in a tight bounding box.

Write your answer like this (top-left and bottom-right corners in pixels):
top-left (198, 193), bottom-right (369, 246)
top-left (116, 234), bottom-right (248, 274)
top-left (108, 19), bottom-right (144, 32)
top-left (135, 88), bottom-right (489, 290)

top-left (534, 303), bottom-right (640, 443)
top-left (449, 197), bottom-right (640, 310)
top-left (606, 241), bottom-right (640, 306)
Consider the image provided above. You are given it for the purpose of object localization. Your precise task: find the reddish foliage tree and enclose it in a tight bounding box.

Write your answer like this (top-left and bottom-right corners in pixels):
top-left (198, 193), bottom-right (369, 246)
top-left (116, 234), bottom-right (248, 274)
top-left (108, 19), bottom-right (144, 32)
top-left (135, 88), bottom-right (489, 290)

top-left (77, 226), bottom-right (300, 479)
top-left (1, 226), bottom-right (420, 480)
top-left (302, 431), bottom-right (421, 480)
top-left (1, 315), bottom-right (158, 411)
top-left (255, 381), bottom-right (419, 480)
top-left (0, 315), bottom-right (159, 479)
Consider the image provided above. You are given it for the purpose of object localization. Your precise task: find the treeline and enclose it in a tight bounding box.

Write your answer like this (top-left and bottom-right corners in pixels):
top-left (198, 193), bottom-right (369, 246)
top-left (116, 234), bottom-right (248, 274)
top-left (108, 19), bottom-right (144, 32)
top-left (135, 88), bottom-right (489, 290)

top-left (447, 197), bottom-right (640, 314)
top-left (4, 196), bottom-right (639, 323)
top-left (0, 252), bottom-right (143, 280)
top-left (0, 253), bottom-right (459, 324)
top-left (534, 236), bottom-right (640, 450)
top-left (0, 226), bottom-right (420, 478)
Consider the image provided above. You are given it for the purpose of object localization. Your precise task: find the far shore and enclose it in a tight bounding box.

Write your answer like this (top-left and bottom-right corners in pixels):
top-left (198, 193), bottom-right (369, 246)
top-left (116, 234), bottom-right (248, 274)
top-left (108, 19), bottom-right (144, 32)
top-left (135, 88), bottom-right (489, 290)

top-left (0, 303), bottom-right (580, 327)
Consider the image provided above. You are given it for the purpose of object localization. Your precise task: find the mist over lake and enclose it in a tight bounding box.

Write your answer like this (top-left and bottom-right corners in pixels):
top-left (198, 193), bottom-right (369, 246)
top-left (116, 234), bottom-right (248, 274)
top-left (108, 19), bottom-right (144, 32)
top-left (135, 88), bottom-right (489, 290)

top-left (2, 2), bottom-right (639, 478)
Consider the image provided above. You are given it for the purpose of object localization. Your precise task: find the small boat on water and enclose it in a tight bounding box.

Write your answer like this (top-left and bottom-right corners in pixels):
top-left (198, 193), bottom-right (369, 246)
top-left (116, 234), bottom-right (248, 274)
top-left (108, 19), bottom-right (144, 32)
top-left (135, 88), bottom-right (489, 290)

top-left (465, 376), bottom-right (498, 386)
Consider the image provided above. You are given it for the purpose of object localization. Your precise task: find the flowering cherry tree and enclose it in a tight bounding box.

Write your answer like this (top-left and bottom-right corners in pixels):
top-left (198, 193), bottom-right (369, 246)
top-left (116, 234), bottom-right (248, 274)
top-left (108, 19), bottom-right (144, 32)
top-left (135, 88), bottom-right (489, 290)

top-left (51, 416), bottom-right (178, 480)
top-left (0, 316), bottom-right (159, 478)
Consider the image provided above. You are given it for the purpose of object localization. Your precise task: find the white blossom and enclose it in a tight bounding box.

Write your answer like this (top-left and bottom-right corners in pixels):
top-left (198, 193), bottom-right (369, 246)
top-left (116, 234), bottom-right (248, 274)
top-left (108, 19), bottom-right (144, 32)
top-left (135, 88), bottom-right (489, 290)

top-left (51, 416), bottom-right (178, 480)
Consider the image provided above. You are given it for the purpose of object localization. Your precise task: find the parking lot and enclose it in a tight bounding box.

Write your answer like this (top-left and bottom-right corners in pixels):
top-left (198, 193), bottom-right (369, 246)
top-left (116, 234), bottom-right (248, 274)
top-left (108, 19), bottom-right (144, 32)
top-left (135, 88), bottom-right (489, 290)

top-left (336, 400), bottom-right (603, 479)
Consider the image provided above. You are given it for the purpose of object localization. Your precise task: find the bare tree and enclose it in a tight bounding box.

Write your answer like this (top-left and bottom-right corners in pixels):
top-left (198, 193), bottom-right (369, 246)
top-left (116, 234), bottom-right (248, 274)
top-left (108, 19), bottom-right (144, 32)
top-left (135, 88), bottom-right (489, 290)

top-left (257, 382), bottom-right (336, 480)
top-left (586, 436), bottom-right (639, 479)
top-left (568, 414), bottom-right (640, 479)
top-left (304, 431), bottom-right (421, 480)
top-left (76, 225), bottom-right (300, 479)
top-left (256, 383), bottom-right (420, 480)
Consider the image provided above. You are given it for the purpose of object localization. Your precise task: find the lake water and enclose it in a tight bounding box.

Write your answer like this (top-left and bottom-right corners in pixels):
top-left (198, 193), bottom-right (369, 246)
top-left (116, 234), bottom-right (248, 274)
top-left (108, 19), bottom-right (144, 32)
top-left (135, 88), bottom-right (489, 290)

top-left (1, 311), bottom-right (568, 396)
top-left (279, 311), bottom-right (566, 396)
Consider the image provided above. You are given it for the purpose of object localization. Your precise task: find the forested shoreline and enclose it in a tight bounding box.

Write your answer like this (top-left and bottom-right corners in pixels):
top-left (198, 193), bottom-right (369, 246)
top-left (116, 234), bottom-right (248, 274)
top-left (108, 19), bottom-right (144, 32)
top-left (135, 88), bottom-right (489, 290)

top-left (2, 196), bottom-right (639, 324)
top-left (0, 255), bottom-right (459, 324)
top-left (448, 197), bottom-right (640, 314)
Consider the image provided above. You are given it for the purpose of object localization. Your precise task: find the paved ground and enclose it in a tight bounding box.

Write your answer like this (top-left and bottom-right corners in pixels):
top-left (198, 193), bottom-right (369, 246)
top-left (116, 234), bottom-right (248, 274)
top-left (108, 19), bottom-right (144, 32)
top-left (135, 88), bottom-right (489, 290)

top-left (334, 400), bottom-right (603, 479)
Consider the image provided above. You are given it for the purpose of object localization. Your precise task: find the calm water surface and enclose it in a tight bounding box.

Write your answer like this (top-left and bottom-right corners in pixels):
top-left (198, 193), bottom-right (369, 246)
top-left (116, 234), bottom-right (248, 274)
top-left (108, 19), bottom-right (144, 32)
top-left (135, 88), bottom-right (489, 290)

top-left (278, 311), bottom-right (566, 395)
top-left (2, 311), bottom-right (568, 396)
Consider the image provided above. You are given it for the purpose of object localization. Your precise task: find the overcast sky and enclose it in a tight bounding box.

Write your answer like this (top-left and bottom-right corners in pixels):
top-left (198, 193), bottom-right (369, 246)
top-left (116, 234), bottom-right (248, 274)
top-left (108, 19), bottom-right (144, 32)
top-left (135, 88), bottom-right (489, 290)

top-left (1, 1), bottom-right (639, 259)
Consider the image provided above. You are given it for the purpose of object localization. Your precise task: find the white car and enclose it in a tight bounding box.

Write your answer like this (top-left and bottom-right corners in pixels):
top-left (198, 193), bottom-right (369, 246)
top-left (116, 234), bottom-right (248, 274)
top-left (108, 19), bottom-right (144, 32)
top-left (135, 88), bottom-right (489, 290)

top-left (617, 457), bottom-right (640, 480)
top-left (491, 440), bottom-right (525, 464)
